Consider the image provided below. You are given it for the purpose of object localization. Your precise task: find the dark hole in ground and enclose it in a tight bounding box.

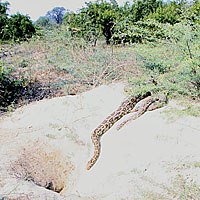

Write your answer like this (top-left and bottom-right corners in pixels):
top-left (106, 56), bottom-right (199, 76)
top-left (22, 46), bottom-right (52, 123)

top-left (9, 145), bottom-right (74, 194)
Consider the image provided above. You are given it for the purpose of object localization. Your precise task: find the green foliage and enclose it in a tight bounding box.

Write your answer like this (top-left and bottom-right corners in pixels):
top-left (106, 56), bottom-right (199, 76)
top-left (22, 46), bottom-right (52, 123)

top-left (61, 0), bottom-right (199, 45)
top-left (0, 1), bottom-right (10, 41)
top-left (0, 14), bottom-right (10, 41)
top-left (0, 64), bottom-right (25, 108)
top-left (131, 0), bottom-right (163, 22)
top-left (35, 17), bottom-right (52, 28)
top-left (112, 19), bottom-right (166, 44)
top-left (63, 0), bottom-right (121, 45)
top-left (0, 2), bottom-right (36, 42)
top-left (148, 0), bottom-right (200, 25)
top-left (181, 0), bottom-right (200, 24)
top-left (63, 10), bottom-right (99, 44)
top-left (46, 7), bottom-right (66, 25)
top-left (0, 1), bottom-right (9, 15)
top-left (9, 13), bottom-right (36, 41)
top-left (1, 15), bottom-right (199, 113)
top-left (126, 21), bottom-right (200, 98)
top-left (148, 1), bottom-right (182, 24)
top-left (35, 7), bottom-right (67, 29)
top-left (37, 28), bottom-right (124, 86)
top-left (192, 0), bottom-right (200, 22)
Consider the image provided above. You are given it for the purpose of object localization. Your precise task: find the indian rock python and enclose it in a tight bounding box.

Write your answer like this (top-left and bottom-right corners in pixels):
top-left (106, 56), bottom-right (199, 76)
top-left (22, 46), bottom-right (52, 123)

top-left (86, 92), bottom-right (167, 170)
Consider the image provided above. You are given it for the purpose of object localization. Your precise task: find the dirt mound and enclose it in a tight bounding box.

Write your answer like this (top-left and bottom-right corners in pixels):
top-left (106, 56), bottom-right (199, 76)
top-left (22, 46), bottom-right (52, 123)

top-left (0, 83), bottom-right (200, 199)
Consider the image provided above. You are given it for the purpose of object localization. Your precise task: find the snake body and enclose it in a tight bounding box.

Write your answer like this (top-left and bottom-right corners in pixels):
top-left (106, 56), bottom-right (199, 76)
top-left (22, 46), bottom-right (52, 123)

top-left (87, 92), bottom-right (167, 170)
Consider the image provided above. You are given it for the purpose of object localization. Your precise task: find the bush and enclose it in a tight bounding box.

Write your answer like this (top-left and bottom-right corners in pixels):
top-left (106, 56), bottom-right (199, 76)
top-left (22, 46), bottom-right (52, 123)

top-left (9, 13), bottom-right (36, 41)
top-left (111, 19), bottom-right (166, 44)
top-left (126, 21), bottom-right (200, 98)
top-left (0, 2), bottom-right (36, 42)
top-left (0, 65), bottom-right (25, 109)
top-left (147, 1), bottom-right (182, 25)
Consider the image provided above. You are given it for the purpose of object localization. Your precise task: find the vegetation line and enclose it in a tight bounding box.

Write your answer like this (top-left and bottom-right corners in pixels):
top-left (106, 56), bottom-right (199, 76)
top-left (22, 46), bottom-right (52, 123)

top-left (0, 0), bottom-right (200, 115)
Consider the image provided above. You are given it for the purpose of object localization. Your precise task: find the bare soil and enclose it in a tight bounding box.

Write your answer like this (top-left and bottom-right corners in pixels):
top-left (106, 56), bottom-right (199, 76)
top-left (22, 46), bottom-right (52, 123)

top-left (0, 83), bottom-right (200, 200)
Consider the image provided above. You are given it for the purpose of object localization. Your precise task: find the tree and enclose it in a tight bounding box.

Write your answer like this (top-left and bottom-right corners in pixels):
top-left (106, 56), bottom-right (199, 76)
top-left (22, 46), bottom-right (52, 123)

top-left (9, 13), bottom-right (36, 41)
top-left (63, 0), bottom-right (120, 45)
top-left (62, 0), bottom-right (199, 45)
top-left (35, 16), bottom-right (51, 27)
top-left (0, 1), bottom-right (10, 40)
top-left (182, 0), bottom-right (200, 24)
top-left (0, 1), bottom-right (9, 15)
top-left (62, 10), bottom-right (75, 25)
top-left (148, 1), bottom-right (182, 24)
top-left (192, 0), bottom-right (200, 17)
top-left (46, 7), bottom-right (66, 25)
top-left (130, 0), bottom-right (163, 22)
top-left (0, 3), bottom-right (36, 42)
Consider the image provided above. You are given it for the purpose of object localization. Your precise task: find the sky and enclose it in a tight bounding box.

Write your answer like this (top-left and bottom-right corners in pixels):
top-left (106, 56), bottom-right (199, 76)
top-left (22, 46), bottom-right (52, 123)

top-left (1, 0), bottom-right (128, 21)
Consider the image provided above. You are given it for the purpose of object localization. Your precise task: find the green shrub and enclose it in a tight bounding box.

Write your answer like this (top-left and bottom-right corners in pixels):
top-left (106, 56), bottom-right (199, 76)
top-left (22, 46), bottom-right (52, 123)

top-left (0, 64), bottom-right (25, 109)
top-left (8, 13), bottom-right (36, 41)
top-left (111, 19), bottom-right (166, 44)
top-left (126, 21), bottom-right (200, 98)
top-left (0, 2), bottom-right (36, 42)
top-left (147, 1), bottom-right (182, 25)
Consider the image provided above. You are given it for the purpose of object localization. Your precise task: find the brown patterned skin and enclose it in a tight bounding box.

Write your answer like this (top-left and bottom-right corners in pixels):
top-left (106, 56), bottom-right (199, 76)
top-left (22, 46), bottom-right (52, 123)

top-left (117, 94), bottom-right (167, 130)
top-left (86, 92), bottom-right (151, 170)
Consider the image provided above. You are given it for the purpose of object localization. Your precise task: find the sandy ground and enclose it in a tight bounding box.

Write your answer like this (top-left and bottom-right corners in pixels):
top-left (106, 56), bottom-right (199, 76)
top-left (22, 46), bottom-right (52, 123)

top-left (0, 82), bottom-right (200, 200)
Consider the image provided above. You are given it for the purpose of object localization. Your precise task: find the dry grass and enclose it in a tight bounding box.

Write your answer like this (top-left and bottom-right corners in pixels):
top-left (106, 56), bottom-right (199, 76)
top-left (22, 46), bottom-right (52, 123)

top-left (10, 142), bottom-right (74, 193)
top-left (0, 30), bottom-right (142, 101)
top-left (1, 28), bottom-right (200, 199)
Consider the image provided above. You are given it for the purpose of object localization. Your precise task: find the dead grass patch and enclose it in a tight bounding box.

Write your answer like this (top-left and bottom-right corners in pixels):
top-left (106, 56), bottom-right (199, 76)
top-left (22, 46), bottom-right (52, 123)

top-left (10, 142), bottom-right (74, 193)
